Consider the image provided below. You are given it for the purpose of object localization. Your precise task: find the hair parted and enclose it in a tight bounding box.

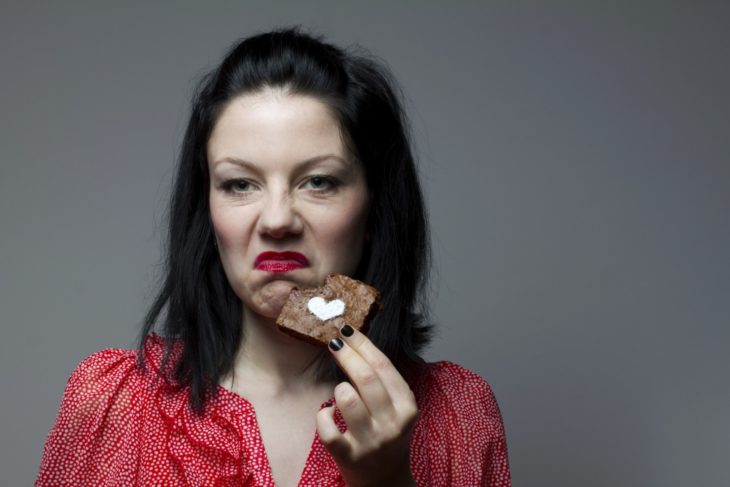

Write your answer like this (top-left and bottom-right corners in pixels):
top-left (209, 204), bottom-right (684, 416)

top-left (137, 27), bottom-right (432, 413)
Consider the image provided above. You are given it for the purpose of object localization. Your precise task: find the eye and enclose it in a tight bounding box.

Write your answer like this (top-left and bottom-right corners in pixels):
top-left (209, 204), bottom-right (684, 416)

top-left (221, 179), bottom-right (253, 194)
top-left (303, 175), bottom-right (339, 193)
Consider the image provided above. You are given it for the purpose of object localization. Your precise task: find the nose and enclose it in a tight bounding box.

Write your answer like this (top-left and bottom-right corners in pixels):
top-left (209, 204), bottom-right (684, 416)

top-left (256, 191), bottom-right (303, 239)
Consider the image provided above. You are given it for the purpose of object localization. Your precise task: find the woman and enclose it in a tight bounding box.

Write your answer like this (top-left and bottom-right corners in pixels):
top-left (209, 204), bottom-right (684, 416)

top-left (37, 28), bottom-right (510, 486)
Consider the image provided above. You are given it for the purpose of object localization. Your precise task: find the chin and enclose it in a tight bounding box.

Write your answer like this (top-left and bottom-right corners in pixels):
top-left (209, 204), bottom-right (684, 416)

top-left (253, 281), bottom-right (298, 317)
top-left (257, 305), bottom-right (283, 320)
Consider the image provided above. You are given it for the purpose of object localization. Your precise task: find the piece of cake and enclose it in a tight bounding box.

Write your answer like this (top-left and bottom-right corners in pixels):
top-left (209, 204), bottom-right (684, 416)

top-left (276, 273), bottom-right (381, 346)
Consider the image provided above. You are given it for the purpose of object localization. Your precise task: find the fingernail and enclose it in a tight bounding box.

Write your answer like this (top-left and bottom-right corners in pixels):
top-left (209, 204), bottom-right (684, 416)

top-left (329, 338), bottom-right (344, 351)
top-left (340, 324), bottom-right (354, 337)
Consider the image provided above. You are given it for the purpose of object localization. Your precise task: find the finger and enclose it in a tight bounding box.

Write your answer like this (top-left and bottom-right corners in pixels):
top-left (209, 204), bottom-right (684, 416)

top-left (328, 337), bottom-right (392, 415)
top-left (333, 381), bottom-right (372, 440)
top-left (338, 325), bottom-right (415, 406)
top-left (316, 405), bottom-right (350, 459)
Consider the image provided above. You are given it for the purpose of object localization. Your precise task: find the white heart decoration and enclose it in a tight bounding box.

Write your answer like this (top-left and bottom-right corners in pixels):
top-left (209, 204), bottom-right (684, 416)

top-left (307, 297), bottom-right (345, 321)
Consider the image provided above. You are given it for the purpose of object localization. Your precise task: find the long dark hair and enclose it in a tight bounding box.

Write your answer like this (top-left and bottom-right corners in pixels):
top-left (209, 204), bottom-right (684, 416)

top-left (138, 27), bottom-right (431, 412)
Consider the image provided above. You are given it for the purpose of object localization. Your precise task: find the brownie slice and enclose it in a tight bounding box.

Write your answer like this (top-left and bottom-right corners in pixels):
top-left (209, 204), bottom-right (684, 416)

top-left (276, 273), bottom-right (380, 346)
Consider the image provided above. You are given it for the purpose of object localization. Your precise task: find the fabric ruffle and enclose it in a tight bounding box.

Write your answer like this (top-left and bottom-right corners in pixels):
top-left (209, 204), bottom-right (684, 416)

top-left (146, 334), bottom-right (257, 486)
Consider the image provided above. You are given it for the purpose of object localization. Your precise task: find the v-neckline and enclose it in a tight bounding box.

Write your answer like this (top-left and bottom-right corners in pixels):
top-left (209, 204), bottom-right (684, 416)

top-left (215, 384), bottom-right (340, 486)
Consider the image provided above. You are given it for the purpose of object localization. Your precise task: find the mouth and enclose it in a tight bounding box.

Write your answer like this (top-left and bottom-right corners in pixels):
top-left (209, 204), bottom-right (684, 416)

top-left (254, 251), bottom-right (310, 273)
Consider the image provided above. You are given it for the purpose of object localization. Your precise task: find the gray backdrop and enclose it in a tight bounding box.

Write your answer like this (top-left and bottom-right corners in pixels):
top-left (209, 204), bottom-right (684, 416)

top-left (2, 1), bottom-right (728, 486)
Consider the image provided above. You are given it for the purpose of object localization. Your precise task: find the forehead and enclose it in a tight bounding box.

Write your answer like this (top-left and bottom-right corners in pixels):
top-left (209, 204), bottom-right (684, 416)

top-left (207, 90), bottom-right (348, 166)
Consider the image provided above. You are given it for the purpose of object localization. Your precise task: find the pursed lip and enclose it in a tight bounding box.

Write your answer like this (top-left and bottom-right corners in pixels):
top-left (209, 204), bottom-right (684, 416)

top-left (254, 251), bottom-right (310, 272)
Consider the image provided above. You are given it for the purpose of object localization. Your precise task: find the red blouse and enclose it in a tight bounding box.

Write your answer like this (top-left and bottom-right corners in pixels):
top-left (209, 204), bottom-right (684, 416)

top-left (37, 335), bottom-right (511, 486)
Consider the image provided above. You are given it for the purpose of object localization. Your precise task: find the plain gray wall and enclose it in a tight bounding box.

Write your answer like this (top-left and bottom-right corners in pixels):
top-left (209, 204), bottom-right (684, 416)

top-left (2, 1), bottom-right (728, 485)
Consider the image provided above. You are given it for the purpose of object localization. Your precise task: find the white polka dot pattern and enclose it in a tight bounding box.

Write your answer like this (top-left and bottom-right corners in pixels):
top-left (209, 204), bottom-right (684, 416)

top-left (36, 335), bottom-right (511, 486)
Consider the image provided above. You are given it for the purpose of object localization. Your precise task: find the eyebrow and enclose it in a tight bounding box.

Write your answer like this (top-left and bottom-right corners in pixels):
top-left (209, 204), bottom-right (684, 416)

top-left (211, 154), bottom-right (352, 170)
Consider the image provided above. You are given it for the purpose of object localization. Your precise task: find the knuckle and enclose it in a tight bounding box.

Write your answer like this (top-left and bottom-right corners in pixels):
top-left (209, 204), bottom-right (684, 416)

top-left (335, 385), bottom-right (359, 409)
top-left (372, 356), bottom-right (392, 372)
top-left (354, 371), bottom-right (378, 387)
top-left (318, 429), bottom-right (337, 445)
top-left (378, 417), bottom-right (399, 435)
top-left (341, 394), bottom-right (359, 410)
top-left (381, 404), bottom-right (418, 432)
top-left (372, 428), bottom-right (400, 449)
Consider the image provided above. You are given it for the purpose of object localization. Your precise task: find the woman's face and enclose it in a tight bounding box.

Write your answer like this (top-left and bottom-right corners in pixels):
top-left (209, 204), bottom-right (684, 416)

top-left (207, 90), bottom-right (369, 319)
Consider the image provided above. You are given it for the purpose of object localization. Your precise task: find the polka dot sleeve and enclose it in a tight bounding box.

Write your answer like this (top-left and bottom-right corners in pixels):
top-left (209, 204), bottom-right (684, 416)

top-left (409, 361), bottom-right (511, 486)
top-left (36, 348), bottom-right (146, 485)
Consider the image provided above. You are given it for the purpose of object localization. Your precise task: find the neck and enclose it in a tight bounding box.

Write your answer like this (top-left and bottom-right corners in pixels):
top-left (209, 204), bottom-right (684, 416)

top-left (224, 307), bottom-right (331, 396)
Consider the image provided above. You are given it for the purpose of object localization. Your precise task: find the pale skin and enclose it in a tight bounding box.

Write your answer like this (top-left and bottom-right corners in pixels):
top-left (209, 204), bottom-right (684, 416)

top-left (208, 89), bottom-right (418, 487)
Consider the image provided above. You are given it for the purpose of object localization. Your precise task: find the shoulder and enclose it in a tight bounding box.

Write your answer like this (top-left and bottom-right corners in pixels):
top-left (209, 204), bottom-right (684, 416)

top-left (417, 360), bottom-right (496, 394)
top-left (43, 341), bottom-right (154, 441)
top-left (56, 334), bottom-right (183, 419)
top-left (65, 346), bottom-right (137, 388)
top-left (413, 361), bottom-right (505, 430)
top-left (61, 347), bottom-right (140, 413)
top-left (37, 335), bottom-right (181, 484)
top-left (61, 334), bottom-right (173, 404)
top-left (408, 361), bottom-right (511, 486)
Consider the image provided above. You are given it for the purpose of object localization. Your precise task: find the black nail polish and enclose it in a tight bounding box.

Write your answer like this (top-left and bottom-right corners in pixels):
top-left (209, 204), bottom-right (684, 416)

top-left (329, 338), bottom-right (344, 351)
top-left (340, 324), bottom-right (354, 337)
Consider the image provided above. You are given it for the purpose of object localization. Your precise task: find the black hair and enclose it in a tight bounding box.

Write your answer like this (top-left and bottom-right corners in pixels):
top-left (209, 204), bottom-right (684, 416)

top-left (137, 27), bottom-right (431, 413)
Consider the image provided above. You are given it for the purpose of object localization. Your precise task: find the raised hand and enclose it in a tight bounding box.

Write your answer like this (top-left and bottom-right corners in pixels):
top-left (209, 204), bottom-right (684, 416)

top-left (316, 324), bottom-right (419, 487)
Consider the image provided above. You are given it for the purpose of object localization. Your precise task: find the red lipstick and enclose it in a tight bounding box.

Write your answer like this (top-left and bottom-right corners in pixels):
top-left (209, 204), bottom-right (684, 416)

top-left (254, 251), bottom-right (309, 273)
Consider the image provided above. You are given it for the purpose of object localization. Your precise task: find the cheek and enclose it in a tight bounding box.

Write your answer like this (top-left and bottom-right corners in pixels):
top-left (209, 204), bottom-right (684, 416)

top-left (316, 200), bottom-right (368, 250)
top-left (210, 206), bottom-right (248, 251)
